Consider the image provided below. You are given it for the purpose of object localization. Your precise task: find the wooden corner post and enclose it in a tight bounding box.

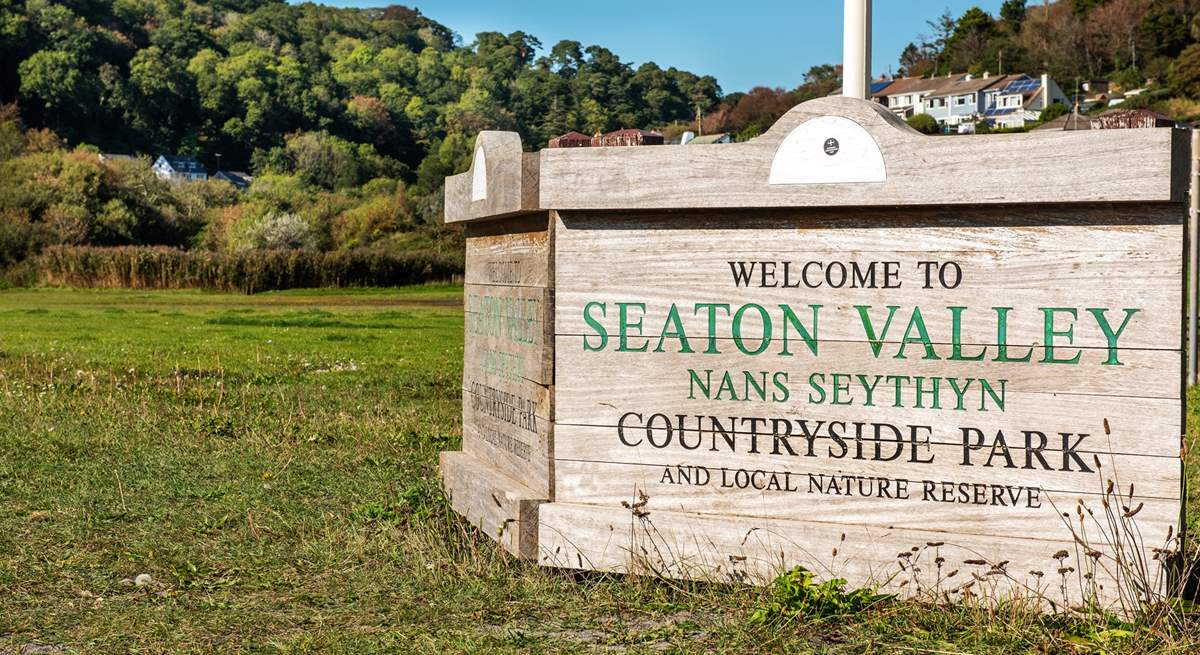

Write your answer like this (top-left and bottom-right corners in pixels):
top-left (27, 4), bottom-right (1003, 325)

top-left (442, 97), bottom-right (1189, 612)
top-left (441, 131), bottom-right (550, 559)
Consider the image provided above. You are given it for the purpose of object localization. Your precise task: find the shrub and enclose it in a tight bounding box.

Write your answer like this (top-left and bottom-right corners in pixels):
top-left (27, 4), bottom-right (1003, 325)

top-left (1038, 102), bottom-right (1069, 123)
top-left (29, 245), bottom-right (463, 293)
top-left (906, 113), bottom-right (940, 134)
top-left (333, 187), bottom-right (414, 249)
top-left (240, 211), bottom-right (318, 250)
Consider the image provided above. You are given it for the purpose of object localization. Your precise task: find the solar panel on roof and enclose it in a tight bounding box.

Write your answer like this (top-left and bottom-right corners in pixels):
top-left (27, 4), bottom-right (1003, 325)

top-left (1003, 78), bottom-right (1040, 94)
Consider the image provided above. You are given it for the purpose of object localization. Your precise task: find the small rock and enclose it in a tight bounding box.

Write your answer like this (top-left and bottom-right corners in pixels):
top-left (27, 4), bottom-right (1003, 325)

top-left (134, 573), bottom-right (154, 588)
top-left (76, 590), bottom-right (93, 598)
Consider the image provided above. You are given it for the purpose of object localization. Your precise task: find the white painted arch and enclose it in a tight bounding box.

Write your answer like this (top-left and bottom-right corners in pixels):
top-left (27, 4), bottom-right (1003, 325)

top-left (768, 115), bottom-right (886, 185)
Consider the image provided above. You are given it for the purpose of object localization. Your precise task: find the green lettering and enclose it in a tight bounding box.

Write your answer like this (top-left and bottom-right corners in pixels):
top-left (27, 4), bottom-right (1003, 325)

top-left (855, 305), bottom-right (900, 357)
top-left (583, 301), bottom-right (608, 352)
top-left (1086, 308), bottom-right (1140, 366)
top-left (654, 303), bottom-right (694, 353)
top-left (1041, 308), bottom-right (1081, 364)
top-left (732, 304), bottom-right (772, 356)
top-left (617, 302), bottom-right (648, 352)
top-left (780, 304), bottom-right (820, 356)
top-left (948, 306), bottom-right (986, 361)
top-left (895, 307), bottom-right (940, 360)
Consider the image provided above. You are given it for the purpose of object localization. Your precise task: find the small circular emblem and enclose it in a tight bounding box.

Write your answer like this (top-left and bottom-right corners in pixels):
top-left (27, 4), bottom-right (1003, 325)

top-left (823, 137), bottom-right (840, 156)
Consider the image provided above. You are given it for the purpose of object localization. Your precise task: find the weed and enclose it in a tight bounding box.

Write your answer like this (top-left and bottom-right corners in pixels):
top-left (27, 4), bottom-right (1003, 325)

top-left (749, 566), bottom-right (891, 623)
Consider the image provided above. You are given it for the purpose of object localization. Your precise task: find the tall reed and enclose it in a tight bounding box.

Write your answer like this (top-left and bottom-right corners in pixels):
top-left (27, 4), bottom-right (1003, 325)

top-left (30, 246), bottom-right (463, 293)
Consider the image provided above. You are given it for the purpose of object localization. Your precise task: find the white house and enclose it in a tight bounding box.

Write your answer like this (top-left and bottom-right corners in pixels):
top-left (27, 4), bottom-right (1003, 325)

top-left (921, 74), bottom-right (1025, 127)
top-left (982, 74), bottom-right (1071, 129)
top-left (872, 75), bottom-right (962, 119)
top-left (153, 155), bottom-right (208, 182)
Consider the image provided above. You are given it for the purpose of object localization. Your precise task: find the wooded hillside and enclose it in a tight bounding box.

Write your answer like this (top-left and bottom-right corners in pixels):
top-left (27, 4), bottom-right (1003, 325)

top-left (2, 1), bottom-right (1200, 289)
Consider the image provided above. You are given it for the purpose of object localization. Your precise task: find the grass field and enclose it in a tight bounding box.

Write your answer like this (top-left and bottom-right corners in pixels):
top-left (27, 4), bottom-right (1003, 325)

top-left (0, 287), bottom-right (1196, 654)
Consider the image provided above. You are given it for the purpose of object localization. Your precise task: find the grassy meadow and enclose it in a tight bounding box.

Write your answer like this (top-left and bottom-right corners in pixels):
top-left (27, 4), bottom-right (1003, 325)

top-left (0, 287), bottom-right (1197, 654)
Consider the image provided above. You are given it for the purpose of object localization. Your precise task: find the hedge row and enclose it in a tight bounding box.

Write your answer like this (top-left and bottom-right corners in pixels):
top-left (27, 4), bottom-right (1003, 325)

top-left (30, 246), bottom-right (463, 293)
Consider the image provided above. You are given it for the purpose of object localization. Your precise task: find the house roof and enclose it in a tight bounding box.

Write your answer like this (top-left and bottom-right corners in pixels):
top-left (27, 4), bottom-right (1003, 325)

top-left (989, 75), bottom-right (1034, 94)
top-left (157, 154), bottom-right (206, 174)
top-left (1032, 112), bottom-right (1093, 131)
top-left (927, 74), bottom-right (1010, 98)
top-left (215, 171), bottom-right (252, 188)
top-left (872, 75), bottom-right (957, 100)
top-left (869, 79), bottom-right (894, 95)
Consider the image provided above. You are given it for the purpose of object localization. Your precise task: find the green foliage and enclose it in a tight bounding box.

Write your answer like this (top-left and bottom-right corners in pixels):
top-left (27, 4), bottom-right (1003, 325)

top-left (0, 147), bottom-right (219, 256)
top-left (907, 113), bottom-right (940, 134)
top-left (1170, 43), bottom-right (1200, 97)
top-left (259, 131), bottom-right (402, 191)
top-left (1038, 101), bottom-right (1070, 123)
top-left (1, 1), bottom-right (723, 175)
top-left (750, 566), bottom-right (891, 623)
top-left (1001, 0), bottom-right (1027, 28)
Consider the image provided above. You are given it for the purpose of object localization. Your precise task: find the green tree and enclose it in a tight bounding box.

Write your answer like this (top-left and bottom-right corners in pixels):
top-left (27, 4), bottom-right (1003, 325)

top-left (18, 50), bottom-right (84, 123)
top-left (906, 113), bottom-right (940, 134)
top-left (946, 7), bottom-right (998, 71)
top-left (1001, 0), bottom-right (1027, 29)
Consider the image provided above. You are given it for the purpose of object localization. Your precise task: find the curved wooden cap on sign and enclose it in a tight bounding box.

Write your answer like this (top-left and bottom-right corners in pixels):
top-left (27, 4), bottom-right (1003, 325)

top-left (444, 96), bottom-right (1187, 223)
top-left (444, 131), bottom-right (541, 224)
top-left (540, 96), bottom-right (1187, 210)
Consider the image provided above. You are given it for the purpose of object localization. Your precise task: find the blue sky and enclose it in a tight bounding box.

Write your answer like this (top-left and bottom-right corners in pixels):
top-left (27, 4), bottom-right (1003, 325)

top-left (305, 1), bottom-right (1005, 93)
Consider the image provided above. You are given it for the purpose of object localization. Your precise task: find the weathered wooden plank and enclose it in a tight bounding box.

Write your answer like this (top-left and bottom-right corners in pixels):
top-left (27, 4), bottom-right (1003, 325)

top-left (465, 284), bottom-right (553, 385)
top-left (552, 336), bottom-right (1179, 400)
top-left (462, 371), bottom-right (552, 421)
top-left (537, 502), bottom-right (1173, 611)
top-left (445, 132), bottom-right (540, 224)
top-left (440, 451), bottom-right (545, 559)
top-left (464, 213), bottom-right (552, 287)
top-left (550, 460), bottom-right (1179, 543)
top-left (551, 421), bottom-right (1180, 500)
top-left (554, 207), bottom-right (1182, 251)
top-left (539, 97), bottom-right (1184, 210)
top-left (554, 377), bottom-right (1182, 459)
top-left (553, 216), bottom-right (1182, 350)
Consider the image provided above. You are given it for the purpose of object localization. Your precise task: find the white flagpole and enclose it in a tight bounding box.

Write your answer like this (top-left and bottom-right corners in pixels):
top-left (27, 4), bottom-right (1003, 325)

top-left (843, 0), bottom-right (872, 99)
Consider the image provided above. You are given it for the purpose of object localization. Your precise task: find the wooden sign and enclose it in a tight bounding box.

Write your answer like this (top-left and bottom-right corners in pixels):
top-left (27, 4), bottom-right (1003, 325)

top-left (441, 97), bottom-right (1188, 610)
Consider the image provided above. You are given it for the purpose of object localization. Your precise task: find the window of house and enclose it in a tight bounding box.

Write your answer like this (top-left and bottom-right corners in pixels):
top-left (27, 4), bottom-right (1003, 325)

top-left (955, 95), bottom-right (971, 106)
